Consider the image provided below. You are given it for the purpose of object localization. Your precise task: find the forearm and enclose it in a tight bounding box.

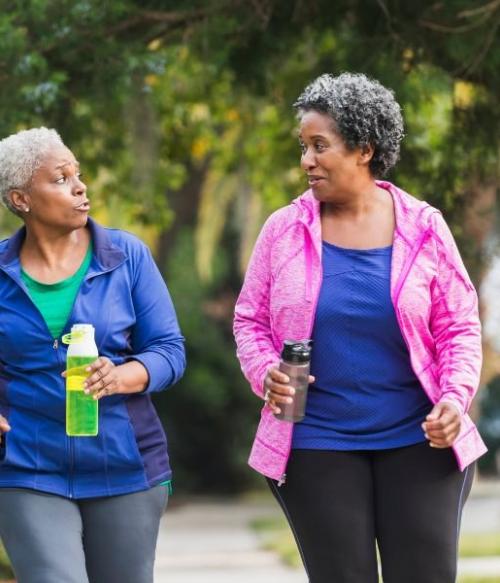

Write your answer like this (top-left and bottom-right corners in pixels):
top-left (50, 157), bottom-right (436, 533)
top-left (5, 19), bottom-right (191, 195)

top-left (234, 288), bottom-right (278, 397)
top-left (433, 301), bottom-right (482, 415)
top-left (116, 360), bottom-right (150, 394)
top-left (430, 212), bottom-right (482, 414)
top-left (234, 314), bottom-right (280, 397)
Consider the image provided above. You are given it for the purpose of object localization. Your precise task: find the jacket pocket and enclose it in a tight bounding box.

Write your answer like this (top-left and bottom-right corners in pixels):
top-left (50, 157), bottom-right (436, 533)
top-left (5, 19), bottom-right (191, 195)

top-left (75, 402), bottom-right (144, 474)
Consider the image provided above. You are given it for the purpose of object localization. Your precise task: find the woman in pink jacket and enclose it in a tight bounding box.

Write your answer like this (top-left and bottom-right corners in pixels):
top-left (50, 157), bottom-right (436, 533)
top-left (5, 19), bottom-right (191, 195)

top-left (234, 73), bottom-right (486, 583)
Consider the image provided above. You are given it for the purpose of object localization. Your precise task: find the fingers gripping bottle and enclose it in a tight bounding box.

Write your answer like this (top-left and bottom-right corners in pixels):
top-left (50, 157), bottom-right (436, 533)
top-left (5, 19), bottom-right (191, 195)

top-left (275, 340), bottom-right (312, 423)
top-left (62, 324), bottom-right (99, 436)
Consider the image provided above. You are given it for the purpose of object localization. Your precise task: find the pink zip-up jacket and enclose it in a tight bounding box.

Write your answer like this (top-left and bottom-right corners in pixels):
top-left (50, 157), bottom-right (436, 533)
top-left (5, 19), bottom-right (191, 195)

top-left (234, 181), bottom-right (486, 482)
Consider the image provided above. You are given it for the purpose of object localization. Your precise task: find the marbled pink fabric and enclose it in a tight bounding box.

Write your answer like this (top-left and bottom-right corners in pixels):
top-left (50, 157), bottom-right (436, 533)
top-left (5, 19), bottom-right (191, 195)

top-left (234, 181), bottom-right (486, 481)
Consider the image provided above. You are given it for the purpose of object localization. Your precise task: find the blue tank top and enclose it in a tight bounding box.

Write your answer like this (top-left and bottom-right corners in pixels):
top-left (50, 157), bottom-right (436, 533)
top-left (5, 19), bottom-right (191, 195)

top-left (292, 241), bottom-right (432, 450)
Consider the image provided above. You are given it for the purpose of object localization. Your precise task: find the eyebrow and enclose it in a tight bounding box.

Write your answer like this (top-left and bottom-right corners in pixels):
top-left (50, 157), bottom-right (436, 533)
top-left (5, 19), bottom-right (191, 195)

top-left (54, 160), bottom-right (80, 170)
top-left (298, 134), bottom-right (328, 140)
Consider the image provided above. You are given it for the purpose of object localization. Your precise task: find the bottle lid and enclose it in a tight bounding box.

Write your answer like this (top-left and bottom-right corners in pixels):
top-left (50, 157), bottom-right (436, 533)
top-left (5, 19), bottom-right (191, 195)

top-left (281, 340), bottom-right (313, 363)
top-left (62, 324), bottom-right (95, 344)
top-left (71, 324), bottom-right (94, 333)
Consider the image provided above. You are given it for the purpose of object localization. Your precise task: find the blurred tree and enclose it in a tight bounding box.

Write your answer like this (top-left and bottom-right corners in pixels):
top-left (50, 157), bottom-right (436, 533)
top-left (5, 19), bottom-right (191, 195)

top-left (190, 0), bottom-right (500, 281)
top-left (1, 1), bottom-right (498, 266)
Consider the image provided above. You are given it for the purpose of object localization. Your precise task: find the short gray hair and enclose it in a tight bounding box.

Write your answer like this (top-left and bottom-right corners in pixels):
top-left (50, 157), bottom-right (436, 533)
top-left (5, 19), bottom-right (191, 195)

top-left (294, 73), bottom-right (404, 178)
top-left (0, 127), bottom-right (65, 217)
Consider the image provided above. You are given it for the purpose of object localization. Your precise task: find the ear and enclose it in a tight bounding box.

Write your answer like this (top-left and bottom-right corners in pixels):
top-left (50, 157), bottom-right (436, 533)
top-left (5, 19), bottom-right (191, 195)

top-left (9, 189), bottom-right (31, 214)
top-left (357, 143), bottom-right (374, 167)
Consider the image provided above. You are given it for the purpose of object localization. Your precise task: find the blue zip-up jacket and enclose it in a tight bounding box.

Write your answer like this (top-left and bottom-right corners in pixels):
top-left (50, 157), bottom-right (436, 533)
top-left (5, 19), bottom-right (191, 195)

top-left (0, 218), bottom-right (186, 498)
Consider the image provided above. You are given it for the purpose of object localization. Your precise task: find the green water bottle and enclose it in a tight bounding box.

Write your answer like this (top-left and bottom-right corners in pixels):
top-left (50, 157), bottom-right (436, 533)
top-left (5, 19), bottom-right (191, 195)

top-left (63, 324), bottom-right (99, 436)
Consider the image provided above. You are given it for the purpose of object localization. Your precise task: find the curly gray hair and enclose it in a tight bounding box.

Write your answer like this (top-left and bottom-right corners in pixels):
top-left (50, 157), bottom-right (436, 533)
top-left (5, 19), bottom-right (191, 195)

top-left (0, 127), bottom-right (65, 217)
top-left (294, 73), bottom-right (404, 178)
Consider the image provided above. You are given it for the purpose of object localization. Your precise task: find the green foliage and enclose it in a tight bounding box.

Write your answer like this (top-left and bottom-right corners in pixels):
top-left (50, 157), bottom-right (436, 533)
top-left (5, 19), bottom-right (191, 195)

top-left (1, 1), bottom-right (498, 270)
top-left (478, 375), bottom-right (500, 475)
top-left (155, 228), bottom-right (261, 493)
top-left (251, 516), bottom-right (303, 568)
top-left (252, 515), bottom-right (500, 579)
top-left (460, 533), bottom-right (500, 557)
top-left (459, 578), bottom-right (500, 583)
top-left (0, 541), bottom-right (13, 580)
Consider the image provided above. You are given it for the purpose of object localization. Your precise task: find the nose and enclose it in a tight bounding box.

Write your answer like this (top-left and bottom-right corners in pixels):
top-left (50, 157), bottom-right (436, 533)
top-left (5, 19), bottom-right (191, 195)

top-left (72, 175), bottom-right (86, 196)
top-left (300, 146), bottom-right (317, 171)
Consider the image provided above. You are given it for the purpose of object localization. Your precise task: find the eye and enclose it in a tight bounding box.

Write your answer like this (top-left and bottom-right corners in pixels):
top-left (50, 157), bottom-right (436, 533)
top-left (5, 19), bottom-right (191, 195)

top-left (55, 176), bottom-right (66, 184)
top-left (77, 172), bottom-right (83, 180)
top-left (299, 141), bottom-right (307, 154)
top-left (314, 142), bottom-right (326, 152)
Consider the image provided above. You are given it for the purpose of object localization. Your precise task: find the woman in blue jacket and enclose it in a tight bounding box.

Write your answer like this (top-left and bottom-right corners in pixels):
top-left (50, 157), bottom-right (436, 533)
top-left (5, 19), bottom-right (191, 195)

top-left (0, 127), bottom-right (186, 583)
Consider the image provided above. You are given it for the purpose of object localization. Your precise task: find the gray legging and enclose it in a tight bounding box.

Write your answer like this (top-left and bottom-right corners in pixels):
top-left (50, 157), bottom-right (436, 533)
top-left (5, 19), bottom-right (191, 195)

top-left (0, 485), bottom-right (168, 583)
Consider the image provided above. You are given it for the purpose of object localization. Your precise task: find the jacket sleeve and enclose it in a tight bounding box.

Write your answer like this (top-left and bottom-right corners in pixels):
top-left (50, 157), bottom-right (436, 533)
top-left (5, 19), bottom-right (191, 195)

top-left (429, 212), bottom-right (482, 415)
top-left (128, 243), bottom-right (186, 393)
top-left (233, 213), bottom-right (281, 399)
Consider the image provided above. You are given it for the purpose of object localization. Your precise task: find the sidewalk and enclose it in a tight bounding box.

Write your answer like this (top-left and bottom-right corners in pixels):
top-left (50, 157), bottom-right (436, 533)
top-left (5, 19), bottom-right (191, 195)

top-left (154, 479), bottom-right (500, 582)
top-left (458, 477), bottom-right (500, 576)
top-left (154, 498), bottom-right (307, 583)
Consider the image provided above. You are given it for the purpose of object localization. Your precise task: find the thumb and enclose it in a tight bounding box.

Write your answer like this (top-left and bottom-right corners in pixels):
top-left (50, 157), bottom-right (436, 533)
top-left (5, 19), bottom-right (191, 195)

top-left (0, 418), bottom-right (10, 432)
top-left (426, 403), bottom-right (446, 421)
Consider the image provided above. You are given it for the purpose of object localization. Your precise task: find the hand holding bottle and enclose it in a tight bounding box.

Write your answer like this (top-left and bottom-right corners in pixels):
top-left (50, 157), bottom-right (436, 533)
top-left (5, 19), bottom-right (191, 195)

top-left (68, 358), bottom-right (150, 400)
top-left (264, 341), bottom-right (314, 421)
top-left (264, 367), bottom-right (315, 417)
top-left (62, 356), bottom-right (116, 400)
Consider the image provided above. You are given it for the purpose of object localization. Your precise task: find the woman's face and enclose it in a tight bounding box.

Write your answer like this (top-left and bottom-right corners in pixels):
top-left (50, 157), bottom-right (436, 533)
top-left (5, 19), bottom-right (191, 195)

top-left (23, 145), bottom-right (89, 230)
top-left (299, 110), bottom-right (369, 202)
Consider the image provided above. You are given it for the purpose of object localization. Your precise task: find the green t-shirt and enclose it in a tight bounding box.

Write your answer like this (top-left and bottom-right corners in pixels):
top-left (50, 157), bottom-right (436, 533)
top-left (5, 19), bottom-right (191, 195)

top-left (21, 244), bottom-right (93, 339)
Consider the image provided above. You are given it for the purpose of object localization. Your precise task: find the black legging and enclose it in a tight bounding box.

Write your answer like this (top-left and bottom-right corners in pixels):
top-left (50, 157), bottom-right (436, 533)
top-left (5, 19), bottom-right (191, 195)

top-left (267, 443), bottom-right (474, 583)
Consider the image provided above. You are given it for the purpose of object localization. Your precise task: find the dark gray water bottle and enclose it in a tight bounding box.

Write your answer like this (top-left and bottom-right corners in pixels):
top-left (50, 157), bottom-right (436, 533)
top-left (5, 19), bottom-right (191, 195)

top-left (275, 340), bottom-right (312, 423)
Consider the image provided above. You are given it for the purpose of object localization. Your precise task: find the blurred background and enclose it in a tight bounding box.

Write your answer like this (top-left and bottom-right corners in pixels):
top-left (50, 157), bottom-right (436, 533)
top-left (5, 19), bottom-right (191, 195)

top-left (0, 1), bottom-right (499, 581)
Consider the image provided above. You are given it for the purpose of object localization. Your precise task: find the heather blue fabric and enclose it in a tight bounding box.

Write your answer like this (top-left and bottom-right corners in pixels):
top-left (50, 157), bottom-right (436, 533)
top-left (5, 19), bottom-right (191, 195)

top-left (292, 241), bottom-right (432, 450)
top-left (0, 218), bottom-right (185, 498)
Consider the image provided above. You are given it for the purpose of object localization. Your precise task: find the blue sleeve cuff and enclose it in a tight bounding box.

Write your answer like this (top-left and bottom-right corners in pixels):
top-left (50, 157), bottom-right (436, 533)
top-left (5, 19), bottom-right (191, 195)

top-left (130, 343), bottom-right (186, 393)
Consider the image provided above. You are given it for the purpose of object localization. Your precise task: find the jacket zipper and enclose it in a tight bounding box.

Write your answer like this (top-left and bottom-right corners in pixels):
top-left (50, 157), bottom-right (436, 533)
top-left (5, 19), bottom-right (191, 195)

top-left (393, 230), bottom-right (430, 306)
top-left (1, 227), bottom-right (124, 498)
top-left (392, 231), bottom-right (437, 409)
top-left (278, 223), bottom-right (323, 486)
top-left (52, 335), bottom-right (74, 498)
top-left (68, 438), bottom-right (74, 499)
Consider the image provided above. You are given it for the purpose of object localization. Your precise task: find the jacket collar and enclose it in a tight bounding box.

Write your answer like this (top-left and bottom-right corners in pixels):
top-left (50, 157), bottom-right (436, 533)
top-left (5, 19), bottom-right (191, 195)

top-left (0, 217), bottom-right (126, 272)
top-left (292, 180), bottom-right (434, 245)
top-left (86, 218), bottom-right (127, 271)
top-left (290, 181), bottom-right (436, 304)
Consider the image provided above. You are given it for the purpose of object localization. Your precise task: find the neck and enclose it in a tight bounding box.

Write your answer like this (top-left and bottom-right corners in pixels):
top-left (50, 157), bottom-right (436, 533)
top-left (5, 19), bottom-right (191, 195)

top-left (21, 224), bottom-right (90, 270)
top-left (322, 178), bottom-right (382, 219)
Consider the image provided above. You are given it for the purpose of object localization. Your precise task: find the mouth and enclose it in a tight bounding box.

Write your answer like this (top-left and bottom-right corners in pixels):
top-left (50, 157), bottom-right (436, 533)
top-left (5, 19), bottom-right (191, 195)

top-left (74, 200), bottom-right (90, 212)
top-left (307, 175), bottom-right (325, 187)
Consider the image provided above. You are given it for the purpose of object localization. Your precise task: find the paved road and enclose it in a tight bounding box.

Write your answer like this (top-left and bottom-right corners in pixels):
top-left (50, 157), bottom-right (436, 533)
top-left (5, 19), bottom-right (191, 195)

top-left (155, 478), bottom-right (500, 582)
top-left (155, 498), bottom-right (307, 583)
top-left (461, 478), bottom-right (500, 533)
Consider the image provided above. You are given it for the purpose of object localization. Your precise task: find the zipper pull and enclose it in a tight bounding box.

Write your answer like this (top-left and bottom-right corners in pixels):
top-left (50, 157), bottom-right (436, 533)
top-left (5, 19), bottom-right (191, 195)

top-left (53, 338), bottom-right (58, 349)
top-left (277, 473), bottom-right (287, 487)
